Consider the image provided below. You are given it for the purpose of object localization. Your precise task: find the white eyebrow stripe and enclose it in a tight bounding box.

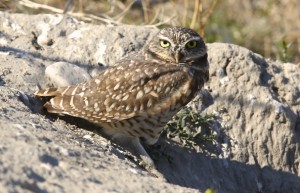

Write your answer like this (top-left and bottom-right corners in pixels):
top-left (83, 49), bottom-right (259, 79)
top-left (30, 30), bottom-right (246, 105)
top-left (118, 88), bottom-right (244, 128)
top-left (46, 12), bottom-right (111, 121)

top-left (157, 36), bottom-right (176, 47)
top-left (157, 34), bottom-right (170, 40)
top-left (158, 35), bottom-right (173, 43)
top-left (184, 37), bottom-right (202, 44)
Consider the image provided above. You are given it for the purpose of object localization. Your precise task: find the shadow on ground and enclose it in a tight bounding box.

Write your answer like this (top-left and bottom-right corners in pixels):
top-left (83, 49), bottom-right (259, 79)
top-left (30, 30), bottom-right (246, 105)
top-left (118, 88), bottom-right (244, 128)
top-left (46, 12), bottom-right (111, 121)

top-left (152, 138), bottom-right (300, 193)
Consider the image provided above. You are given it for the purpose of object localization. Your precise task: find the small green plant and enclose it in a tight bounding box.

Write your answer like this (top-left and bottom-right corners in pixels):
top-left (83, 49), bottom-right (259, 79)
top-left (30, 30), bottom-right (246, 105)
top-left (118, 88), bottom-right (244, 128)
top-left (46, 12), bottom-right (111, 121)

top-left (277, 40), bottom-right (293, 62)
top-left (163, 106), bottom-right (216, 150)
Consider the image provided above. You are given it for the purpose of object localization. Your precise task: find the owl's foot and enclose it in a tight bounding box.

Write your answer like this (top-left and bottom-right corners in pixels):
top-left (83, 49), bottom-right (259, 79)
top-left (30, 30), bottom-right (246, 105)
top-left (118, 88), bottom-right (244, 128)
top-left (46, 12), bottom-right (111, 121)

top-left (139, 155), bottom-right (165, 179)
top-left (132, 138), bottom-right (165, 179)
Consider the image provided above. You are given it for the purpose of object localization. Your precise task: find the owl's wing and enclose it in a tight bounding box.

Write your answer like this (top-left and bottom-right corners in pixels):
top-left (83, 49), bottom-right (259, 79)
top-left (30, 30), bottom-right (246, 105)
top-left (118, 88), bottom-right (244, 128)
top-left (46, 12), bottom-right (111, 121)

top-left (35, 59), bottom-right (194, 122)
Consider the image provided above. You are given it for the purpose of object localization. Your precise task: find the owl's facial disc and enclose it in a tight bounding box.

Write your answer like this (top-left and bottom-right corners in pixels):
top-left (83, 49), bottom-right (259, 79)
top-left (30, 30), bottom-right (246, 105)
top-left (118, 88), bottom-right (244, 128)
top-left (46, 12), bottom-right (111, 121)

top-left (158, 36), bottom-right (187, 63)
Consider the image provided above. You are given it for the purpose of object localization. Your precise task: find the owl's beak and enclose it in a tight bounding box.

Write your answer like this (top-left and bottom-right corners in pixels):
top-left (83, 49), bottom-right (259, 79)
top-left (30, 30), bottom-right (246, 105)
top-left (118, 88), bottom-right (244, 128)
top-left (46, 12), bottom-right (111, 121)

top-left (174, 50), bottom-right (185, 63)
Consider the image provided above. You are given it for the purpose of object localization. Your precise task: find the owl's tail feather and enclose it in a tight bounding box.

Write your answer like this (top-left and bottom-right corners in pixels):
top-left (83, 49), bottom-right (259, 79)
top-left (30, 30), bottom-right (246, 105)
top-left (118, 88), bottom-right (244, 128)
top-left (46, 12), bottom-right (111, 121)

top-left (35, 88), bottom-right (66, 114)
top-left (35, 88), bottom-right (62, 97)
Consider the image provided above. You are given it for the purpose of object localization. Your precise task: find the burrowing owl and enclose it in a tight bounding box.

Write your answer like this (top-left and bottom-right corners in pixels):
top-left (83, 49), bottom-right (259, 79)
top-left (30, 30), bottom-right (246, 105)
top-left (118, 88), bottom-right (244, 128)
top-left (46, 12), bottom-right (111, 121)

top-left (35, 26), bottom-right (208, 175)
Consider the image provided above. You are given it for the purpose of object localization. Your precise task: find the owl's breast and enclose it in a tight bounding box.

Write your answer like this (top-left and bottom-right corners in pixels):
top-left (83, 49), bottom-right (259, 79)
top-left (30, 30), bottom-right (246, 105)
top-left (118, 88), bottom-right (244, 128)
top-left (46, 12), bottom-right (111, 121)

top-left (178, 75), bottom-right (199, 105)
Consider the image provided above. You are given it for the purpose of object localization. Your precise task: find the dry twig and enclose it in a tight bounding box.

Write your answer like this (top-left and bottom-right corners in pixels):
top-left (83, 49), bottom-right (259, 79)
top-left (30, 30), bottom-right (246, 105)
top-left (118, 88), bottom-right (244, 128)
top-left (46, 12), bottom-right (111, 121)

top-left (18, 0), bottom-right (121, 25)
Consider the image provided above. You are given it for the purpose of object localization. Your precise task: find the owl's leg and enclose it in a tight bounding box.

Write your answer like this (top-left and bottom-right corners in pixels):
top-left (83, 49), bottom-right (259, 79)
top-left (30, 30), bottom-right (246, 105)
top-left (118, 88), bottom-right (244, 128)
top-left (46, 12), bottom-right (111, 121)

top-left (131, 138), bottom-right (164, 179)
top-left (132, 138), bottom-right (154, 167)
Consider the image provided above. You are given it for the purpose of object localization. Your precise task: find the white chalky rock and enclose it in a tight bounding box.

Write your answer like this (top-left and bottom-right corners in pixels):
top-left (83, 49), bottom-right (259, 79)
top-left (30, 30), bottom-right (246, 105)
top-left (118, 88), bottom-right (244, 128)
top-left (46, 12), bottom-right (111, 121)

top-left (45, 62), bottom-right (91, 87)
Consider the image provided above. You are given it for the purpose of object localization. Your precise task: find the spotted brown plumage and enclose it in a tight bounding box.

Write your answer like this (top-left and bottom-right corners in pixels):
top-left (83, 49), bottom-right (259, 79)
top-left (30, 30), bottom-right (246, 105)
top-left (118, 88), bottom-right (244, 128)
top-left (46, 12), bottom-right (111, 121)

top-left (35, 26), bottom-right (209, 175)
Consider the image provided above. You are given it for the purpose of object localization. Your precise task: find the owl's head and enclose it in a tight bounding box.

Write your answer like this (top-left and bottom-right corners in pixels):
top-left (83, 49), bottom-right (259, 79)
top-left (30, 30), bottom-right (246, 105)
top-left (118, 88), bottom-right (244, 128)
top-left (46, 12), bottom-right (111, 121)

top-left (146, 27), bottom-right (207, 64)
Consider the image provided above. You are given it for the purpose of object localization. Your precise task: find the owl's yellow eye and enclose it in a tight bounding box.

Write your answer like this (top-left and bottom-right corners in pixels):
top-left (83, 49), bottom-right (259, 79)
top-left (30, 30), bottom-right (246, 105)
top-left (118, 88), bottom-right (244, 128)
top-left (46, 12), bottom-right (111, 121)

top-left (160, 40), bottom-right (170, 48)
top-left (186, 40), bottom-right (197, 48)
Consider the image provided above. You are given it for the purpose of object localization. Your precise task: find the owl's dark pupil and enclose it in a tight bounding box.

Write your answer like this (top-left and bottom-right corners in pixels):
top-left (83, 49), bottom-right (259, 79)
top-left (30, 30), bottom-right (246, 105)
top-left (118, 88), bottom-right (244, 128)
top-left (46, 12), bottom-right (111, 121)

top-left (163, 40), bottom-right (168, 45)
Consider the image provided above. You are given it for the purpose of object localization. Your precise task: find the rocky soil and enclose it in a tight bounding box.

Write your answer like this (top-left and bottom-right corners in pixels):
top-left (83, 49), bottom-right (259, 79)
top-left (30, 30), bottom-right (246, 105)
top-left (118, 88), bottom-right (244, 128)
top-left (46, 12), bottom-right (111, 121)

top-left (0, 12), bottom-right (299, 193)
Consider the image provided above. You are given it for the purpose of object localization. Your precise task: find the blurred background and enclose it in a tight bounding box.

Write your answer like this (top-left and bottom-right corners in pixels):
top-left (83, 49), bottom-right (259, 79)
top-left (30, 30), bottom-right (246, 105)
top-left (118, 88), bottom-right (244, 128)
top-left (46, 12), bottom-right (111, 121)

top-left (1, 0), bottom-right (299, 64)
